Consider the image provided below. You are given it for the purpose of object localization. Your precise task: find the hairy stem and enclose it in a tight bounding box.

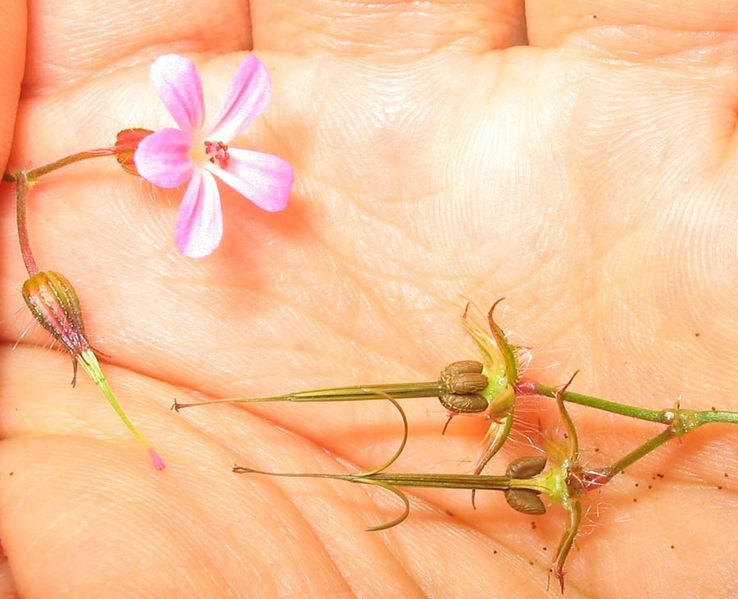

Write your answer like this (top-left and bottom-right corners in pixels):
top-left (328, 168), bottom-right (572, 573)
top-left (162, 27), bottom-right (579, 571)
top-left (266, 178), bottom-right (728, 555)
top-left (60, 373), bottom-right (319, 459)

top-left (583, 428), bottom-right (677, 489)
top-left (524, 381), bottom-right (738, 427)
top-left (5, 149), bottom-right (115, 182)
top-left (14, 171), bottom-right (38, 276)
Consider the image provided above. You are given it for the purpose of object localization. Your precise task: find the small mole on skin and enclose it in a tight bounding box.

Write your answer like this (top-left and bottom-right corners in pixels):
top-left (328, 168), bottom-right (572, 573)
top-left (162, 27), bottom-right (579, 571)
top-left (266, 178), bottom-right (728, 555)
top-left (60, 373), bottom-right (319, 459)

top-left (633, 498), bottom-right (638, 503)
top-left (648, 485), bottom-right (652, 490)
top-left (543, 547), bottom-right (547, 552)
top-left (493, 550), bottom-right (498, 555)
top-left (634, 483), bottom-right (639, 488)
top-left (717, 486), bottom-right (723, 490)
top-left (656, 473), bottom-right (665, 479)
top-left (694, 332), bottom-right (700, 337)
top-left (671, 545), bottom-right (675, 549)
top-left (531, 521), bottom-right (537, 530)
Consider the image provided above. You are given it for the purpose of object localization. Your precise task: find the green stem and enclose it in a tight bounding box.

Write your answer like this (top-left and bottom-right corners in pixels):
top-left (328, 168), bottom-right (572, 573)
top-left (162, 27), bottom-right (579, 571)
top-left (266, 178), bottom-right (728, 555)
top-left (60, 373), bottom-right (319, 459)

top-left (531, 381), bottom-right (738, 430)
top-left (519, 381), bottom-right (680, 424)
top-left (583, 428), bottom-right (677, 489)
top-left (349, 472), bottom-right (515, 491)
top-left (175, 381), bottom-right (443, 410)
top-left (695, 410), bottom-right (738, 425)
top-left (610, 428), bottom-right (675, 475)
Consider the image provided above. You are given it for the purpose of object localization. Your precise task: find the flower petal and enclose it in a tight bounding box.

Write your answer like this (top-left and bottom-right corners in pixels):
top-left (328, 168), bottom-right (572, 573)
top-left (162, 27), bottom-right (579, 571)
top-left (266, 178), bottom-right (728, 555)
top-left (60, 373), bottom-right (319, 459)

top-left (205, 148), bottom-right (293, 212)
top-left (175, 169), bottom-right (223, 258)
top-left (134, 128), bottom-right (195, 188)
top-left (150, 54), bottom-right (205, 132)
top-left (206, 55), bottom-right (271, 142)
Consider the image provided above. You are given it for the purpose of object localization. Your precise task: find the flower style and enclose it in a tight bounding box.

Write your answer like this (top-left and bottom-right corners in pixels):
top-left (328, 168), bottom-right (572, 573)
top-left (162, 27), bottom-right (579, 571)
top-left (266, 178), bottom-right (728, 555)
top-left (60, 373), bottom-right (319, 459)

top-left (135, 54), bottom-right (293, 258)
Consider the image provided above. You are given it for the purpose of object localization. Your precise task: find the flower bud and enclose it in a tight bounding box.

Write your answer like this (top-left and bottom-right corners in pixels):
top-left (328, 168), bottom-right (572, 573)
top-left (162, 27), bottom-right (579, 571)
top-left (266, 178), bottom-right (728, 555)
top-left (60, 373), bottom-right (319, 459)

top-left (22, 271), bottom-right (90, 383)
top-left (114, 128), bottom-right (153, 175)
top-left (22, 271), bottom-right (165, 469)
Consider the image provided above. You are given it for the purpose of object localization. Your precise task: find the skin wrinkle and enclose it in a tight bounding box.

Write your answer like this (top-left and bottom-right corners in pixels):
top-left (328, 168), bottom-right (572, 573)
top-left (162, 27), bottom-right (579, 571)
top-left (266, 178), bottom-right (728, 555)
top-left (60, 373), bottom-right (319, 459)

top-left (180, 405), bottom-right (419, 596)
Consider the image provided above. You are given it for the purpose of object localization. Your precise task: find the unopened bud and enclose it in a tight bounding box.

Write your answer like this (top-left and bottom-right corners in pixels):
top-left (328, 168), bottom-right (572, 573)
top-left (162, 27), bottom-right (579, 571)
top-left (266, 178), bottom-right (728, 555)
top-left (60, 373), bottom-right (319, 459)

top-left (22, 271), bottom-right (90, 382)
top-left (21, 270), bottom-right (165, 469)
top-left (114, 128), bottom-right (153, 175)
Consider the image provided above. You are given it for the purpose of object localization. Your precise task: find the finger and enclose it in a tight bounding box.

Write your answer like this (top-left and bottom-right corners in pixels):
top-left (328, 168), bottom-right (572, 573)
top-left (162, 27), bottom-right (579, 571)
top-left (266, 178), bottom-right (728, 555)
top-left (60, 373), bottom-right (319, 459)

top-left (23, 0), bottom-right (252, 96)
top-left (0, 0), bottom-right (26, 171)
top-left (251, 0), bottom-right (527, 57)
top-left (527, 0), bottom-right (738, 61)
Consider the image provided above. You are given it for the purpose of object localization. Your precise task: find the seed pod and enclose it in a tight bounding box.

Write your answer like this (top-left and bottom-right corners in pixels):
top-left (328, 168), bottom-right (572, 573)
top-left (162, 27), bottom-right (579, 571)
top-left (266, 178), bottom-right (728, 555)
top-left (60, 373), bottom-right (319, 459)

top-left (506, 456), bottom-right (548, 479)
top-left (442, 360), bottom-right (484, 375)
top-left (22, 270), bottom-right (90, 360)
top-left (439, 361), bottom-right (489, 413)
top-left (504, 489), bottom-right (546, 515)
top-left (439, 392), bottom-right (488, 413)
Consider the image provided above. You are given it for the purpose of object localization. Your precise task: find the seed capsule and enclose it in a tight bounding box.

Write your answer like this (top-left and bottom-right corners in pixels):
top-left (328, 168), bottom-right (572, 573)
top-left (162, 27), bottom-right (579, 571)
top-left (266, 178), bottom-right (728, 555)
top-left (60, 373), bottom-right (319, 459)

top-left (439, 361), bottom-right (489, 413)
top-left (22, 270), bottom-right (90, 365)
top-left (504, 489), bottom-right (546, 515)
top-left (439, 392), bottom-right (489, 413)
top-left (506, 456), bottom-right (548, 479)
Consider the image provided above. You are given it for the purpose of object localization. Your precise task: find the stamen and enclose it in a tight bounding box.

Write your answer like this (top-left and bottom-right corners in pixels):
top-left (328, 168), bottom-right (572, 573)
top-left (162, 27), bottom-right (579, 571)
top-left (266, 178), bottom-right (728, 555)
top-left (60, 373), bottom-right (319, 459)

top-left (204, 140), bottom-right (230, 168)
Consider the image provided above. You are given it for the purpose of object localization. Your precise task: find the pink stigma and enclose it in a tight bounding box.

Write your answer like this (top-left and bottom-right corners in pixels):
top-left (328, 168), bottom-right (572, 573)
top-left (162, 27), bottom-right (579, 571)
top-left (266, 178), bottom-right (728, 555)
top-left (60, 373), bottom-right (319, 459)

top-left (148, 448), bottom-right (166, 470)
top-left (205, 140), bottom-right (230, 168)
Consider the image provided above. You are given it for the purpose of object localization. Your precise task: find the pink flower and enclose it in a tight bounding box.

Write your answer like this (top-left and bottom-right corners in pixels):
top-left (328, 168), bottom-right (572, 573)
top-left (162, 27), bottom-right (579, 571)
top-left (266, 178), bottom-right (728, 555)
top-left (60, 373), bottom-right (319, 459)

top-left (135, 54), bottom-right (293, 258)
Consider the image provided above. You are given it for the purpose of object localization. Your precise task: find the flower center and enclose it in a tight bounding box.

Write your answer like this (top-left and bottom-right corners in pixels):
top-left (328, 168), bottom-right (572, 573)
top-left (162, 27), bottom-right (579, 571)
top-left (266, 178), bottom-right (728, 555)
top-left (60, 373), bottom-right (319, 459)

top-left (204, 141), bottom-right (230, 168)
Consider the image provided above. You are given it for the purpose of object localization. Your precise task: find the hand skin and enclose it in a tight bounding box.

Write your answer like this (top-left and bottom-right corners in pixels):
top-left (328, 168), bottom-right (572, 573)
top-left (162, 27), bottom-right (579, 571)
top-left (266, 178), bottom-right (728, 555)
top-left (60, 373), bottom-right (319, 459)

top-left (1, 1), bottom-right (737, 597)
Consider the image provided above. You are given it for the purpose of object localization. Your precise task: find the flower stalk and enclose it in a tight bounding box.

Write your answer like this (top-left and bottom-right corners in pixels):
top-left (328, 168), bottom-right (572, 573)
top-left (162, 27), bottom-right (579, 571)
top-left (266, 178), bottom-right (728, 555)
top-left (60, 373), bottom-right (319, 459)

top-left (7, 145), bottom-right (165, 469)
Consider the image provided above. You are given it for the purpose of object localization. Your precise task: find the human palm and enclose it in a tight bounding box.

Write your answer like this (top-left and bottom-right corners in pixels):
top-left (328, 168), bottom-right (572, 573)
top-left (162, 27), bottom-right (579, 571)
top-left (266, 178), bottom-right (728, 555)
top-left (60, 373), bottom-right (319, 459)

top-left (1, 1), bottom-right (736, 597)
